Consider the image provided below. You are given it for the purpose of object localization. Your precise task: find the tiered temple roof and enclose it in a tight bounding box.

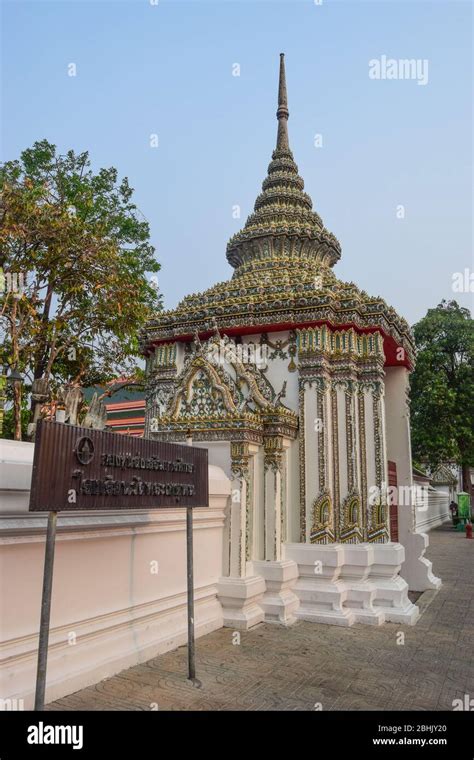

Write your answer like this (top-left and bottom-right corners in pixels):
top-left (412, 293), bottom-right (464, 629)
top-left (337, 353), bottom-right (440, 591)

top-left (142, 55), bottom-right (415, 368)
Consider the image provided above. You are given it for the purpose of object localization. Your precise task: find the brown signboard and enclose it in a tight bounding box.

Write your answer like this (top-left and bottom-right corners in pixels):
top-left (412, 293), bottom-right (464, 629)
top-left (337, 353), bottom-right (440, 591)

top-left (29, 420), bottom-right (209, 512)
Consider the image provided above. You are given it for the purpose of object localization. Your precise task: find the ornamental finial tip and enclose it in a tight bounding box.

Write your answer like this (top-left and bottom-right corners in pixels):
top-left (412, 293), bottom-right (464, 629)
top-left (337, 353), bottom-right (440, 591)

top-left (276, 53), bottom-right (289, 150)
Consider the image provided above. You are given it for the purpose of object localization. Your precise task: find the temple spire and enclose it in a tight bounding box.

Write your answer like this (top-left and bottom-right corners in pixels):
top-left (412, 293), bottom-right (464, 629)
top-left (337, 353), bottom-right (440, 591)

top-left (276, 53), bottom-right (290, 152)
top-left (225, 54), bottom-right (342, 270)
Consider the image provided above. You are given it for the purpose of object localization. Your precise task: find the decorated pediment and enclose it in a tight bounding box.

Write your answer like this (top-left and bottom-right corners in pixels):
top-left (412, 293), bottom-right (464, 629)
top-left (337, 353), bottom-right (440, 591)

top-left (171, 360), bottom-right (237, 420)
top-left (149, 334), bottom-right (298, 442)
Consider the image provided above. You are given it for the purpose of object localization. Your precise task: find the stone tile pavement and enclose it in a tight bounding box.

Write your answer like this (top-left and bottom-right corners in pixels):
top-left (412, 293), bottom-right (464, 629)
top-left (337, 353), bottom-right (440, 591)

top-left (48, 525), bottom-right (474, 711)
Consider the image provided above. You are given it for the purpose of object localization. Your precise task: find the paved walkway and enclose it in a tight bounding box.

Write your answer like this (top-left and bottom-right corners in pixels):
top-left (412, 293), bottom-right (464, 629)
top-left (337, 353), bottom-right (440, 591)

top-left (48, 525), bottom-right (474, 711)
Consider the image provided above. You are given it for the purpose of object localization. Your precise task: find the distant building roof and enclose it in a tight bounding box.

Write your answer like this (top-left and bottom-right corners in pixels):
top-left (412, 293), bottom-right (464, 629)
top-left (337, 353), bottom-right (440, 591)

top-left (430, 464), bottom-right (458, 486)
top-left (84, 380), bottom-right (145, 437)
top-left (105, 397), bottom-right (145, 437)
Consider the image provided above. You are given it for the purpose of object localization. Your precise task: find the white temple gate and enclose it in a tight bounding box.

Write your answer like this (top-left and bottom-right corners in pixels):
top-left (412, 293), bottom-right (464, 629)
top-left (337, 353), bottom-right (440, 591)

top-left (141, 54), bottom-right (441, 629)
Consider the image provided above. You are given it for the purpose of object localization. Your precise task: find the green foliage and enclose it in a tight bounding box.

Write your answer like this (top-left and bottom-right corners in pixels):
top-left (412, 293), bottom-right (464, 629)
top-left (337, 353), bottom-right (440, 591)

top-left (0, 139), bottom-right (162, 414)
top-left (410, 300), bottom-right (474, 472)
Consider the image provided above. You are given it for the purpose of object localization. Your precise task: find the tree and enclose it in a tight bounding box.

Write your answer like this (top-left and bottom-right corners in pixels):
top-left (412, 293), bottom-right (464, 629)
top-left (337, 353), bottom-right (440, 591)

top-left (410, 300), bottom-right (474, 491)
top-left (0, 140), bottom-right (162, 438)
top-left (1, 390), bottom-right (29, 440)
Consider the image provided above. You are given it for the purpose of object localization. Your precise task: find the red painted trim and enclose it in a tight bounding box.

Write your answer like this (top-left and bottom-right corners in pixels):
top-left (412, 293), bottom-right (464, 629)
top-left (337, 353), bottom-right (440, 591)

top-left (107, 429), bottom-right (144, 436)
top-left (107, 417), bottom-right (145, 426)
top-left (105, 400), bottom-right (145, 411)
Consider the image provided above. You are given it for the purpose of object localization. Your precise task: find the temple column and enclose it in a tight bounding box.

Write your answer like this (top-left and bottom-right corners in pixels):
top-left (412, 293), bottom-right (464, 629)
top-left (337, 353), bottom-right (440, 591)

top-left (217, 441), bottom-right (265, 629)
top-left (357, 383), bottom-right (368, 540)
top-left (358, 376), bottom-right (390, 543)
top-left (334, 373), bottom-right (385, 622)
top-left (382, 367), bottom-right (441, 592)
top-left (335, 381), bottom-right (348, 521)
top-left (311, 376), bottom-right (333, 542)
top-left (263, 436), bottom-right (282, 561)
top-left (372, 383), bottom-right (390, 539)
top-left (287, 376), bottom-right (353, 626)
top-left (363, 384), bottom-right (376, 535)
top-left (300, 379), bottom-right (317, 542)
top-left (322, 376), bottom-right (334, 534)
top-left (298, 370), bottom-right (333, 544)
top-left (363, 368), bottom-right (425, 623)
top-left (253, 435), bottom-right (298, 625)
top-left (229, 471), bottom-right (246, 578)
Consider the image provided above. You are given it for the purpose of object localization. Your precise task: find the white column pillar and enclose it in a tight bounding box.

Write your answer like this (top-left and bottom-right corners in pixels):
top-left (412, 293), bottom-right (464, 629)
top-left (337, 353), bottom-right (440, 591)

top-left (383, 367), bottom-right (441, 591)
top-left (229, 474), bottom-right (246, 578)
top-left (254, 435), bottom-right (299, 625)
top-left (217, 441), bottom-right (265, 629)
top-left (285, 438), bottom-right (300, 543)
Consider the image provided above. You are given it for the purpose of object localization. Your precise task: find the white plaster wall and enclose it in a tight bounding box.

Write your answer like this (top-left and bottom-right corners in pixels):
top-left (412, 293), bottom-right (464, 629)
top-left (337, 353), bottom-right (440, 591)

top-left (416, 489), bottom-right (451, 532)
top-left (0, 442), bottom-right (230, 708)
top-left (384, 368), bottom-right (415, 534)
top-left (384, 367), bottom-right (441, 591)
top-left (175, 341), bottom-right (186, 373)
top-left (246, 330), bottom-right (299, 412)
top-left (287, 439), bottom-right (300, 543)
top-left (0, 440), bottom-right (33, 514)
top-left (192, 441), bottom-right (231, 479)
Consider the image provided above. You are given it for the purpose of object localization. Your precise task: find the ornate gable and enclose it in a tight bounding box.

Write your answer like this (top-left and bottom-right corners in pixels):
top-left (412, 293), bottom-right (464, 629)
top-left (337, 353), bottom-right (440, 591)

top-left (147, 333), bottom-right (298, 444)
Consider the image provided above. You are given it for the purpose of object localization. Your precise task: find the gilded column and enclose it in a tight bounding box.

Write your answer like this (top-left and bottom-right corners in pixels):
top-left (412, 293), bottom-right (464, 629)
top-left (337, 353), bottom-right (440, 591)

top-left (230, 441), bottom-right (251, 577)
top-left (263, 436), bottom-right (284, 561)
top-left (357, 384), bottom-right (368, 540)
top-left (369, 382), bottom-right (390, 542)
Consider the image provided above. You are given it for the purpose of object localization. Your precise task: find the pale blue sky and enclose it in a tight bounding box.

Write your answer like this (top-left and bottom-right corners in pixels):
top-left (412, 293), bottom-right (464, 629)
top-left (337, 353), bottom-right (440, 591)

top-left (1, 0), bottom-right (472, 325)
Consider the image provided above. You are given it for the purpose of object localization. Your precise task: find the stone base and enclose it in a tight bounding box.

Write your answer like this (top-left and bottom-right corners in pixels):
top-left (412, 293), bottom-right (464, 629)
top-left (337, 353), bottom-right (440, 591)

top-left (217, 576), bottom-right (265, 630)
top-left (284, 544), bottom-right (355, 626)
top-left (370, 544), bottom-right (420, 625)
top-left (284, 541), bottom-right (421, 627)
top-left (340, 545), bottom-right (385, 625)
top-left (344, 583), bottom-right (385, 625)
top-left (217, 541), bottom-right (427, 630)
top-left (399, 531), bottom-right (442, 592)
top-left (252, 560), bottom-right (299, 625)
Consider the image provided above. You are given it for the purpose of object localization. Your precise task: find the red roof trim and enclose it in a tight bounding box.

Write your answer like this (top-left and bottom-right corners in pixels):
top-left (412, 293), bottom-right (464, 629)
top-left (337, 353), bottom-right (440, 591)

top-left (105, 400), bottom-right (145, 411)
top-left (107, 417), bottom-right (145, 426)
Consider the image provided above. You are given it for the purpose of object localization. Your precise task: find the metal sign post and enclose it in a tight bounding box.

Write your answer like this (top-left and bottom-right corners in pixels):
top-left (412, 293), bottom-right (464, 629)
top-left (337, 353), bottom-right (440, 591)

top-left (29, 421), bottom-right (209, 708)
top-left (186, 506), bottom-right (196, 681)
top-left (34, 510), bottom-right (58, 710)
